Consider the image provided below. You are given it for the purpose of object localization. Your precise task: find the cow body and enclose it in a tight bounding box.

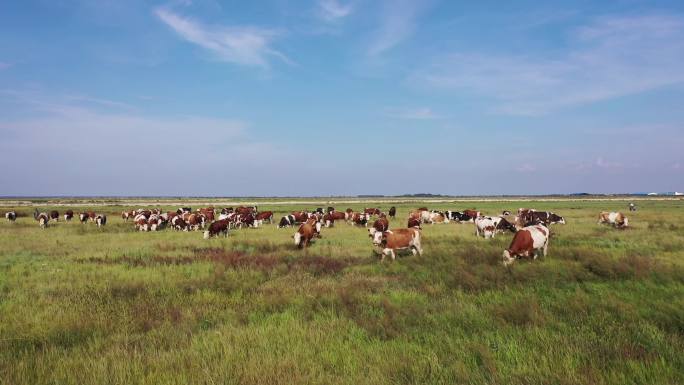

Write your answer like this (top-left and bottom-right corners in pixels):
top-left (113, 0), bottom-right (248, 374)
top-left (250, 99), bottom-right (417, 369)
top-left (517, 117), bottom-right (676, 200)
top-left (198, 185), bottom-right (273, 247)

top-left (5, 211), bottom-right (17, 222)
top-left (503, 225), bottom-right (549, 265)
top-left (49, 210), bottom-right (59, 222)
top-left (64, 210), bottom-right (74, 221)
top-left (255, 211), bottom-right (273, 225)
top-left (294, 223), bottom-right (316, 248)
top-left (204, 219), bottom-right (230, 239)
top-left (278, 214), bottom-right (297, 228)
top-left (34, 209), bottom-right (49, 228)
top-left (388, 206), bottom-right (396, 218)
top-left (598, 212), bottom-right (629, 228)
top-left (372, 228), bottom-right (423, 261)
top-left (95, 214), bottom-right (107, 227)
top-left (476, 216), bottom-right (517, 238)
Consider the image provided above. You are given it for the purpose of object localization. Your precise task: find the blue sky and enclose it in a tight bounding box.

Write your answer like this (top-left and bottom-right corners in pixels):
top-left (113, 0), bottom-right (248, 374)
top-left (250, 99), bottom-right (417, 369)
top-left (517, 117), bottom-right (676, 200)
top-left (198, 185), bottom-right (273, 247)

top-left (1, 0), bottom-right (683, 196)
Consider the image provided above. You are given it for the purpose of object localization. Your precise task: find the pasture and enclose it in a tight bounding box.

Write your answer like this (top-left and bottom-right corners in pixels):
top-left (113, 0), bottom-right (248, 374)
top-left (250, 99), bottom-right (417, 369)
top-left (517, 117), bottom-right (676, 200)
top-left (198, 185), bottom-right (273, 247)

top-left (1, 198), bottom-right (683, 385)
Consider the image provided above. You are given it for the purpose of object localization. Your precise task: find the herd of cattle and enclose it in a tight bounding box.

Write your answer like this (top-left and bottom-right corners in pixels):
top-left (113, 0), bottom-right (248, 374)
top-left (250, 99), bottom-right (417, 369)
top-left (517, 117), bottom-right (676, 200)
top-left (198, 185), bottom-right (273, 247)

top-left (3, 205), bottom-right (632, 264)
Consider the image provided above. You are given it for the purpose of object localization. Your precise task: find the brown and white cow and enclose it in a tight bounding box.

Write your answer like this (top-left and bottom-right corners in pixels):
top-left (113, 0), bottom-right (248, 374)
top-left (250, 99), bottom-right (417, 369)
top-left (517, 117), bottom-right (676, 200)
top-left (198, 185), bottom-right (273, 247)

top-left (121, 210), bottom-right (135, 221)
top-left (364, 207), bottom-right (381, 216)
top-left (204, 219), bottom-right (230, 239)
top-left (255, 211), bottom-right (274, 225)
top-left (388, 206), bottom-right (396, 218)
top-left (64, 210), bottom-right (74, 221)
top-left (294, 222), bottom-right (316, 248)
top-left (371, 228), bottom-right (423, 261)
top-left (502, 225), bottom-right (549, 265)
top-left (597, 211), bottom-right (629, 229)
top-left (351, 212), bottom-right (370, 226)
top-left (368, 217), bottom-right (390, 238)
top-left (135, 217), bottom-right (148, 231)
top-left (171, 216), bottom-right (188, 231)
top-left (34, 209), bottom-right (49, 228)
top-left (407, 217), bottom-right (422, 229)
top-left (49, 210), bottom-right (59, 222)
top-left (323, 213), bottom-right (335, 227)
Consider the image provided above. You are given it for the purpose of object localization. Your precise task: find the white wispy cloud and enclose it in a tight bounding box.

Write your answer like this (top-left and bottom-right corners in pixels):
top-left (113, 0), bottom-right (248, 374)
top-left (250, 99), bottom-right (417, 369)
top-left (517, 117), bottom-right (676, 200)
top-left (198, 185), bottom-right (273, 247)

top-left (386, 107), bottom-right (438, 120)
top-left (317, 0), bottom-right (353, 22)
top-left (415, 14), bottom-right (684, 115)
top-left (155, 7), bottom-right (290, 67)
top-left (368, 0), bottom-right (429, 56)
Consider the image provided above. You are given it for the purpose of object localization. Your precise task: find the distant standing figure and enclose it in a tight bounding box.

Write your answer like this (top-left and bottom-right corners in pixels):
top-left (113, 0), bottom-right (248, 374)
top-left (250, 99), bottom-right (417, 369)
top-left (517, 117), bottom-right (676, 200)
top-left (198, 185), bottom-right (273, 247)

top-left (629, 203), bottom-right (637, 212)
top-left (388, 206), bottom-right (396, 219)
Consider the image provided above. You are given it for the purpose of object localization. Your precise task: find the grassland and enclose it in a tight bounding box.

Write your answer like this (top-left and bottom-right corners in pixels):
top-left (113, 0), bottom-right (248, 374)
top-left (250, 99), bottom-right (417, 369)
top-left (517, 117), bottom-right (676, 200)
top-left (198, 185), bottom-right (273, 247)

top-left (1, 198), bottom-right (683, 385)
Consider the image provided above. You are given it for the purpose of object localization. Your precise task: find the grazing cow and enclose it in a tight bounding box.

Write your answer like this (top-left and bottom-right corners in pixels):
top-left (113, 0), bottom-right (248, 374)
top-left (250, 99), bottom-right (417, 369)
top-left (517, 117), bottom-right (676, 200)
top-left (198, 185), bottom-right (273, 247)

top-left (323, 213), bottom-right (335, 227)
top-left (255, 211), bottom-right (274, 226)
top-left (597, 211), bottom-right (629, 229)
top-left (364, 208), bottom-right (381, 216)
top-left (95, 214), bottom-right (107, 227)
top-left (428, 211), bottom-right (449, 224)
top-left (171, 216), bottom-right (188, 231)
top-left (121, 210), bottom-right (135, 221)
top-left (186, 214), bottom-right (204, 231)
top-left (291, 211), bottom-right (310, 223)
top-left (528, 211), bottom-right (566, 226)
top-left (496, 217), bottom-right (517, 233)
top-left (408, 209), bottom-right (431, 224)
top-left (64, 210), bottom-right (74, 221)
top-left (351, 212), bottom-right (370, 226)
top-left (235, 213), bottom-right (256, 228)
top-left (368, 217), bottom-right (390, 237)
top-left (388, 206), bottom-right (396, 219)
top-left (49, 210), bottom-right (59, 222)
top-left (177, 207), bottom-right (192, 214)
top-left (476, 216), bottom-right (518, 238)
top-left (87, 211), bottom-right (96, 222)
top-left (278, 214), bottom-right (297, 228)
top-left (371, 228), bottom-right (423, 261)
top-left (327, 206), bottom-right (335, 213)
top-left (147, 216), bottom-right (163, 231)
top-left (475, 216), bottom-right (498, 239)
top-left (407, 217), bottom-right (422, 229)
top-left (34, 209), bottom-right (49, 228)
top-left (502, 210), bottom-right (511, 216)
top-left (502, 225), bottom-right (550, 265)
top-left (79, 212), bottom-right (90, 223)
top-left (197, 207), bottom-right (215, 222)
top-left (628, 203), bottom-right (637, 212)
top-left (236, 206), bottom-right (257, 215)
top-left (328, 211), bottom-right (347, 222)
top-left (5, 211), bottom-right (17, 222)
top-left (305, 217), bottom-right (323, 237)
top-left (135, 217), bottom-right (148, 231)
top-left (204, 219), bottom-right (230, 239)
top-left (463, 209), bottom-right (480, 221)
top-left (294, 222), bottom-right (316, 248)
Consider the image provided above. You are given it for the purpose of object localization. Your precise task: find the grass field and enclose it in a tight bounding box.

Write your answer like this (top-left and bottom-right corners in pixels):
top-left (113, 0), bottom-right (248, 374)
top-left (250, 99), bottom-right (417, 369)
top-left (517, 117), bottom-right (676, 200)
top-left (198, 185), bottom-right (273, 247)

top-left (1, 198), bottom-right (683, 385)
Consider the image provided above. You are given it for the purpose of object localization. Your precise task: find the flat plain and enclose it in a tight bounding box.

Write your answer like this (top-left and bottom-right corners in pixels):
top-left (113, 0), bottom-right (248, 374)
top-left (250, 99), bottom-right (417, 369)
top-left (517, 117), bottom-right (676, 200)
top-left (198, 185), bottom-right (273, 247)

top-left (1, 198), bottom-right (683, 385)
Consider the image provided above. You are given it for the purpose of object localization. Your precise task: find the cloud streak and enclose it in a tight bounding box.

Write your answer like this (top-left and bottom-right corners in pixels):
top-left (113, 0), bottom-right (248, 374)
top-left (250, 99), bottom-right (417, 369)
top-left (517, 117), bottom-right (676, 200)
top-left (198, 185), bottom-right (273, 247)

top-left (415, 14), bottom-right (684, 115)
top-left (386, 107), bottom-right (438, 120)
top-left (368, 0), bottom-right (429, 56)
top-left (317, 0), bottom-right (353, 22)
top-left (155, 7), bottom-right (290, 67)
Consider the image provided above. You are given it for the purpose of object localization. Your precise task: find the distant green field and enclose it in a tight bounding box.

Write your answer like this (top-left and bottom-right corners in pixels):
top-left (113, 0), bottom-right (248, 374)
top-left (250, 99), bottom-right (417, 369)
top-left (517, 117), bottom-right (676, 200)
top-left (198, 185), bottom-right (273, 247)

top-left (1, 198), bottom-right (683, 385)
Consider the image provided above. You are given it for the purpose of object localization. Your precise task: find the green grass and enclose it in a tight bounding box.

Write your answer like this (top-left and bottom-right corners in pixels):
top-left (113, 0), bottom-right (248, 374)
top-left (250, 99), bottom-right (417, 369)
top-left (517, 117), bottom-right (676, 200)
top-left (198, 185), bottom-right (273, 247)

top-left (1, 199), bottom-right (683, 385)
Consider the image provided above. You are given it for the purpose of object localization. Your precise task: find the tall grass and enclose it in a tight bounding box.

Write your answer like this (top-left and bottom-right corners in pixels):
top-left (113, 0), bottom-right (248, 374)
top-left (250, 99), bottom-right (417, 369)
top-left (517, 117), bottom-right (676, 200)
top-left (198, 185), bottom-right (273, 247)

top-left (0, 199), bottom-right (683, 384)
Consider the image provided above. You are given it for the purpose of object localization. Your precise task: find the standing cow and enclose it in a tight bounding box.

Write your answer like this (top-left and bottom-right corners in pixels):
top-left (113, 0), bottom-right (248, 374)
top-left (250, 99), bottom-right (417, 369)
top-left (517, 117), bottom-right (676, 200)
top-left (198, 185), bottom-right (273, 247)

top-left (5, 211), bottom-right (17, 222)
top-left (502, 225), bottom-right (549, 265)
top-left (64, 210), bottom-right (74, 221)
top-left (49, 210), bottom-right (59, 222)
top-left (597, 212), bottom-right (629, 229)
top-left (34, 209), bottom-right (49, 228)
top-left (204, 219), bottom-right (230, 239)
top-left (388, 206), bottom-right (396, 219)
top-left (294, 222), bottom-right (316, 248)
top-left (371, 228), bottom-right (423, 261)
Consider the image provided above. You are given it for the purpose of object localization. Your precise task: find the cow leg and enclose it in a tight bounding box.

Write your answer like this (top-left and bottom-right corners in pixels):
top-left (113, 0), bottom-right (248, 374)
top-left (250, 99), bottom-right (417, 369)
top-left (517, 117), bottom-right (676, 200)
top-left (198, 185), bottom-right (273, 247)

top-left (389, 249), bottom-right (396, 261)
top-left (542, 241), bottom-right (548, 257)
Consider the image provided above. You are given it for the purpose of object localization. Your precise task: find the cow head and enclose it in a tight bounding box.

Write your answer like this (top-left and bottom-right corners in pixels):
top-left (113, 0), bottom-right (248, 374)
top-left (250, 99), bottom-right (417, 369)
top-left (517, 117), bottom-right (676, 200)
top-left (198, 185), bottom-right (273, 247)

top-left (293, 231), bottom-right (302, 246)
top-left (549, 213), bottom-right (566, 224)
top-left (372, 231), bottom-right (386, 246)
top-left (203, 230), bottom-right (211, 239)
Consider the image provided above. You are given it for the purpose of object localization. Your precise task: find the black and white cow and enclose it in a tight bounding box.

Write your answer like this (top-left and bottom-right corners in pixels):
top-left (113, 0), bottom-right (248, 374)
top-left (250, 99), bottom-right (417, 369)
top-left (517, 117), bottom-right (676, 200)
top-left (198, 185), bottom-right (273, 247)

top-left (5, 211), bottom-right (17, 222)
